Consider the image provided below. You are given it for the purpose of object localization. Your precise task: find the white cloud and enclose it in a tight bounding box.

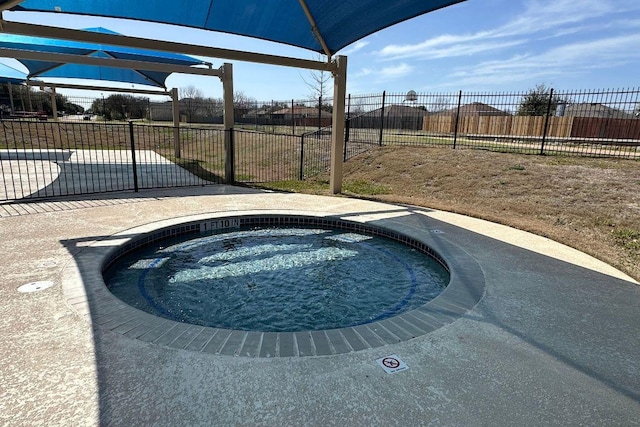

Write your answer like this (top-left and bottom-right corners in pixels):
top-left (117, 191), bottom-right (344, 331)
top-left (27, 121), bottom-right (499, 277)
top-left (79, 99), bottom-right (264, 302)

top-left (447, 33), bottom-right (640, 87)
top-left (379, 32), bottom-right (493, 57)
top-left (352, 68), bottom-right (373, 79)
top-left (380, 63), bottom-right (414, 78)
top-left (379, 39), bottom-right (526, 61)
top-left (375, 0), bottom-right (640, 62)
top-left (351, 63), bottom-right (414, 84)
top-left (338, 40), bottom-right (369, 56)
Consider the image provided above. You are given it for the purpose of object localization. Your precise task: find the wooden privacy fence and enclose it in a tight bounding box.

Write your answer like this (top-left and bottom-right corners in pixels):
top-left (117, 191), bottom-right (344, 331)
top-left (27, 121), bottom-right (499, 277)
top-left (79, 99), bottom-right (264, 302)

top-left (423, 115), bottom-right (640, 141)
top-left (571, 117), bottom-right (640, 140)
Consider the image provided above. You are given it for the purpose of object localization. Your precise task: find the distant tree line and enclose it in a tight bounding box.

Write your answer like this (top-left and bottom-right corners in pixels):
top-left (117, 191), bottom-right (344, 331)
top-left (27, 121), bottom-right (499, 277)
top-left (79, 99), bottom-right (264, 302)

top-left (0, 84), bottom-right (84, 115)
top-left (89, 94), bottom-right (149, 120)
top-left (517, 84), bottom-right (570, 116)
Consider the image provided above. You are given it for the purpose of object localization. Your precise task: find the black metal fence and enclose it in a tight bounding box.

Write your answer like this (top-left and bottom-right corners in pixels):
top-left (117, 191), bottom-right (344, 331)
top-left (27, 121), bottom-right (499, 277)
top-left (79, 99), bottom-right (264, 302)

top-left (234, 129), bottom-right (302, 182)
top-left (1, 87), bottom-right (639, 202)
top-left (341, 89), bottom-right (640, 159)
top-left (0, 120), bottom-right (224, 201)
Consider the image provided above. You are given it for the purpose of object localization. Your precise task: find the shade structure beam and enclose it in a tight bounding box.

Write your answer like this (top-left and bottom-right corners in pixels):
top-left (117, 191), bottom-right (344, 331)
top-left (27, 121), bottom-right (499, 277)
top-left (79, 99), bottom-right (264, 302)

top-left (25, 80), bottom-right (171, 96)
top-left (0, 0), bottom-right (21, 13)
top-left (100, 49), bottom-right (167, 88)
top-left (0, 20), bottom-right (337, 73)
top-left (298, 0), bottom-right (332, 58)
top-left (0, 47), bottom-right (223, 79)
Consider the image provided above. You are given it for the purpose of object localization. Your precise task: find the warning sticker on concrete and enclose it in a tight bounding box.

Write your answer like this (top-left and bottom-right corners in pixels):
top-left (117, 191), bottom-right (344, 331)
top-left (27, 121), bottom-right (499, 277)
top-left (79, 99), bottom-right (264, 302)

top-left (376, 354), bottom-right (408, 374)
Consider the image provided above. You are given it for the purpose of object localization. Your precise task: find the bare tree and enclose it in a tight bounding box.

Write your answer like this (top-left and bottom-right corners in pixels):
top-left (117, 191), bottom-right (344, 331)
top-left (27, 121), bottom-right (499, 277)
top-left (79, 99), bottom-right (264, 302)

top-left (179, 85), bottom-right (204, 122)
top-left (348, 95), bottom-right (368, 116)
top-left (430, 96), bottom-right (451, 113)
top-left (233, 90), bottom-right (257, 110)
top-left (203, 97), bottom-right (224, 120)
top-left (301, 54), bottom-right (331, 104)
top-left (179, 85), bottom-right (204, 100)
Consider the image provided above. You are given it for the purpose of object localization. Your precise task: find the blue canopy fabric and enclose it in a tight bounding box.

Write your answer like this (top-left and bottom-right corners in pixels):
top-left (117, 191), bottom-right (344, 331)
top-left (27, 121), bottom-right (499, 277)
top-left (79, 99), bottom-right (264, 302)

top-left (0, 62), bottom-right (26, 83)
top-left (0, 27), bottom-right (205, 87)
top-left (3, 0), bottom-right (466, 56)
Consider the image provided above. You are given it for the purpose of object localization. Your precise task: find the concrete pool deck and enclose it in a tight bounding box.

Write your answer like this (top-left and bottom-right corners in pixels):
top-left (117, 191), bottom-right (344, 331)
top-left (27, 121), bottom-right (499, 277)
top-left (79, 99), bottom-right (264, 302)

top-left (1, 186), bottom-right (639, 426)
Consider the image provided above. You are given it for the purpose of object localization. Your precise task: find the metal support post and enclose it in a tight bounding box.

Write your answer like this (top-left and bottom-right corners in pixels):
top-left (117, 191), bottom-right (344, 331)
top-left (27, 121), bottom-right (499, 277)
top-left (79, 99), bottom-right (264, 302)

top-left (329, 55), bottom-right (347, 194)
top-left (128, 121), bottom-right (139, 192)
top-left (291, 99), bottom-right (295, 135)
top-left (453, 90), bottom-right (462, 149)
top-left (49, 86), bottom-right (57, 120)
top-left (222, 63), bottom-right (235, 184)
top-left (7, 82), bottom-right (14, 114)
top-left (171, 87), bottom-right (180, 158)
top-left (378, 91), bottom-right (386, 146)
top-left (299, 134), bottom-right (305, 180)
top-left (318, 95), bottom-right (322, 132)
top-left (540, 88), bottom-right (554, 155)
top-left (344, 93), bottom-right (351, 161)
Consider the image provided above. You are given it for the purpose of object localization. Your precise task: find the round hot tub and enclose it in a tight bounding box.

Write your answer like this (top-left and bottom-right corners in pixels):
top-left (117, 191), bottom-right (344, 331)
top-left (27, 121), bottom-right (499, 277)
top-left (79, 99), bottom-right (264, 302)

top-left (78, 213), bottom-right (485, 357)
top-left (103, 216), bottom-right (450, 332)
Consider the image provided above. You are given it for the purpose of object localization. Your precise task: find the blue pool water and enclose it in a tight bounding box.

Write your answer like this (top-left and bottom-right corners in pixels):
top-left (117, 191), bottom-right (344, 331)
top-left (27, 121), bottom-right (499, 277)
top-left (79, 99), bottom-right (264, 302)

top-left (104, 226), bottom-right (449, 332)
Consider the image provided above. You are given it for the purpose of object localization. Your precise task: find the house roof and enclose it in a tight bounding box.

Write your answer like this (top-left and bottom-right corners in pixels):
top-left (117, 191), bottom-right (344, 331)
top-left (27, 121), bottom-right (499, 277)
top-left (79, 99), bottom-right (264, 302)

top-left (272, 106), bottom-right (332, 117)
top-left (358, 104), bottom-right (429, 117)
top-left (562, 103), bottom-right (633, 119)
top-left (434, 102), bottom-right (509, 116)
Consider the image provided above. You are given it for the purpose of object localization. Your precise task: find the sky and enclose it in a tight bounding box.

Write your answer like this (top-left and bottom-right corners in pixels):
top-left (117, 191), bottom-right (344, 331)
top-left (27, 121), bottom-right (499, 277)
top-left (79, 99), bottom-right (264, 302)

top-left (2, 0), bottom-right (640, 102)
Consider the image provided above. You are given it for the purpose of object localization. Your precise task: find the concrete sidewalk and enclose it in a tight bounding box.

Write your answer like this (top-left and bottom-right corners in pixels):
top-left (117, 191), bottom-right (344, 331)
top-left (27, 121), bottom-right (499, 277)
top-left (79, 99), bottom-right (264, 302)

top-left (1, 186), bottom-right (638, 426)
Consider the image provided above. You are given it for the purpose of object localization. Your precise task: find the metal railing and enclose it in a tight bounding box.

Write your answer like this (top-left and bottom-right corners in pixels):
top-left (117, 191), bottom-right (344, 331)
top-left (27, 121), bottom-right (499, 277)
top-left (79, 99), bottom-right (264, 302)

top-left (0, 120), bottom-right (224, 201)
top-left (233, 129), bottom-right (301, 182)
top-left (340, 89), bottom-right (640, 159)
top-left (2, 87), bottom-right (639, 202)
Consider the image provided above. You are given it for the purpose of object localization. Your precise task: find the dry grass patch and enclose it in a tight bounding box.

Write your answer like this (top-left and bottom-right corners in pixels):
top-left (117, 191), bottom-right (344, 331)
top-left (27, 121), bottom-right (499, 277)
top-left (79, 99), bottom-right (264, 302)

top-left (265, 146), bottom-right (640, 281)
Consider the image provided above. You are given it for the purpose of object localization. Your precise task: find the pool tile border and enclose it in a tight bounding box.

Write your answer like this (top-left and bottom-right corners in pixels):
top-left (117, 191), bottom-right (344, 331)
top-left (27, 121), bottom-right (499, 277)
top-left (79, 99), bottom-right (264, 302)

top-left (62, 212), bottom-right (486, 357)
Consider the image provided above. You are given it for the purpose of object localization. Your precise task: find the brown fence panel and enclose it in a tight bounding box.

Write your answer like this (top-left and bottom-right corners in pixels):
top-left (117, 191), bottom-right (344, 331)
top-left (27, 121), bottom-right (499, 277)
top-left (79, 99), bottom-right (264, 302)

top-left (295, 117), bottom-right (332, 127)
top-left (489, 115), bottom-right (512, 135)
top-left (571, 117), bottom-right (640, 141)
top-left (423, 116), bottom-right (454, 133)
top-left (547, 117), bottom-right (573, 138)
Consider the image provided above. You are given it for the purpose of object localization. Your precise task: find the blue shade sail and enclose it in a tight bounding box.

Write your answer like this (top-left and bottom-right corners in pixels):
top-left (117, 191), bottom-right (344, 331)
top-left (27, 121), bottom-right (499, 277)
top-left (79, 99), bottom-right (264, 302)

top-left (0, 27), bottom-right (205, 87)
top-left (0, 62), bottom-right (26, 83)
top-left (2, 0), bottom-right (466, 56)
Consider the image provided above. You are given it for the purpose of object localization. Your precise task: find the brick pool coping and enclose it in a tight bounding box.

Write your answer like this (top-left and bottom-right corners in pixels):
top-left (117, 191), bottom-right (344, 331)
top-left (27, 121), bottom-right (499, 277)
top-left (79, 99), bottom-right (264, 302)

top-left (62, 211), bottom-right (485, 357)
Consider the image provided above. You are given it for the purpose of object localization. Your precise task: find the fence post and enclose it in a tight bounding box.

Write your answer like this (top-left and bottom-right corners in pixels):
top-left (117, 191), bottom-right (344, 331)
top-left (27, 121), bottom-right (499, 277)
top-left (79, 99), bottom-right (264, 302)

top-left (269, 100), bottom-right (274, 133)
top-left (318, 96), bottom-right (322, 132)
top-left (299, 134), bottom-right (305, 180)
top-left (128, 121), bottom-right (139, 192)
top-left (291, 99), bottom-right (295, 135)
top-left (171, 87), bottom-right (181, 158)
top-left (379, 91), bottom-right (386, 146)
top-left (344, 94), bottom-right (351, 162)
top-left (7, 82), bottom-right (15, 114)
top-left (222, 62), bottom-right (235, 184)
top-left (49, 86), bottom-right (58, 120)
top-left (540, 88), bottom-right (554, 155)
top-left (224, 128), bottom-right (236, 185)
top-left (453, 90), bottom-right (462, 149)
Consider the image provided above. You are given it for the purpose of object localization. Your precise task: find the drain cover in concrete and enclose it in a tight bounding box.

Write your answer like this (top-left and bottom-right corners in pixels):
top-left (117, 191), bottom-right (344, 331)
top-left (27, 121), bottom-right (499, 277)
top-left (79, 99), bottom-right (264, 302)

top-left (37, 260), bottom-right (58, 268)
top-left (18, 281), bottom-right (54, 293)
